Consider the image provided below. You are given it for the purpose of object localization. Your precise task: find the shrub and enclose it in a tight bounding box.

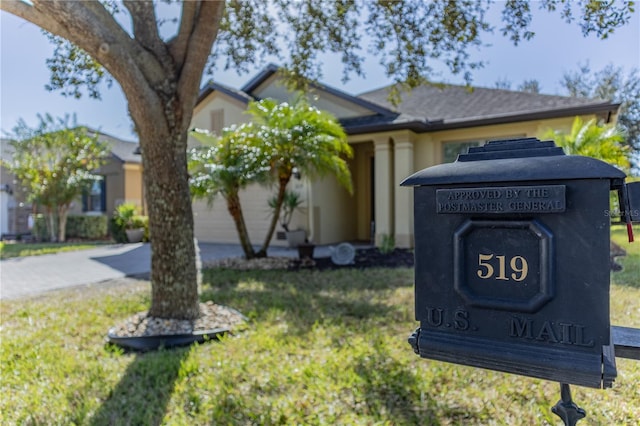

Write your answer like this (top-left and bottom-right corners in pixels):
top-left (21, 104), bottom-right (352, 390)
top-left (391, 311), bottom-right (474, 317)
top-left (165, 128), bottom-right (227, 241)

top-left (32, 214), bottom-right (108, 240)
top-left (379, 234), bottom-right (395, 254)
top-left (32, 214), bottom-right (48, 241)
top-left (65, 215), bottom-right (108, 239)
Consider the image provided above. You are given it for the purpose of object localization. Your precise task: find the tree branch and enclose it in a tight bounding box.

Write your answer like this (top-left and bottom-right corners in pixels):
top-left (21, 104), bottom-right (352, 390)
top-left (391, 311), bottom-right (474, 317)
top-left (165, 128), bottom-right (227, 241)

top-left (177, 0), bottom-right (225, 127)
top-left (1, 1), bottom-right (172, 135)
top-left (123, 0), bottom-right (174, 73)
top-left (168, 1), bottom-right (199, 72)
top-left (1, 0), bottom-right (75, 42)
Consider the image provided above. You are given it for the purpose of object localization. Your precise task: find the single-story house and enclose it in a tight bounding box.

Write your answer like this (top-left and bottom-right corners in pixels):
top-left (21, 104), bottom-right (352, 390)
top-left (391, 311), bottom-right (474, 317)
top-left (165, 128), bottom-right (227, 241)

top-left (189, 64), bottom-right (620, 249)
top-left (71, 130), bottom-right (146, 218)
top-left (0, 131), bottom-right (144, 238)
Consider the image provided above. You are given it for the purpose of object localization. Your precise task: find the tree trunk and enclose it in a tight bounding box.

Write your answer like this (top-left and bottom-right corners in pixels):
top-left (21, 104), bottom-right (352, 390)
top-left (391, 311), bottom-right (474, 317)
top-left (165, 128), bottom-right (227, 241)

top-left (257, 176), bottom-right (291, 257)
top-left (0, 0), bottom-right (226, 321)
top-left (45, 207), bottom-right (56, 242)
top-left (226, 190), bottom-right (256, 259)
top-left (57, 204), bottom-right (69, 242)
top-left (141, 127), bottom-right (200, 320)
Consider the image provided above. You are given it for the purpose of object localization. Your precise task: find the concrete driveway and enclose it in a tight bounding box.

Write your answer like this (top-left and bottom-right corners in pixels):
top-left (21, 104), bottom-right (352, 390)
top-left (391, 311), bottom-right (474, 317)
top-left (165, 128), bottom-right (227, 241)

top-left (0, 242), bottom-right (329, 300)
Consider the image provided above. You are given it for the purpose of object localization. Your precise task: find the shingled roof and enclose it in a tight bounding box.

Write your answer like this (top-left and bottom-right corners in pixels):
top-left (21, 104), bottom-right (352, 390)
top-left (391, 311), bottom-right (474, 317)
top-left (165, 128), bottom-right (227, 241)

top-left (197, 81), bottom-right (255, 105)
top-left (86, 129), bottom-right (140, 164)
top-left (352, 84), bottom-right (619, 134)
top-left (194, 65), bottom-right (620, 136)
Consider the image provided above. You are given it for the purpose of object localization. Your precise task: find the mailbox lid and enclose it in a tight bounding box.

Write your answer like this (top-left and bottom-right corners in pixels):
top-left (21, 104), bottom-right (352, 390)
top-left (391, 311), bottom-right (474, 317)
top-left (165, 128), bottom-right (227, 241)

top-left (401, 138), bottom-right (626, 187)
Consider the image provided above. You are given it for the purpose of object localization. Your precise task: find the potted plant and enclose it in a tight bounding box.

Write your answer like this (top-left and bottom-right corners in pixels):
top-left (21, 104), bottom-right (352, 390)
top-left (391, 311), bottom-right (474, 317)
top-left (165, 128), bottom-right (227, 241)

top-left (269, 190), bottom-right (306, 247)
top-left (113, 203), bottom-right (146, 243)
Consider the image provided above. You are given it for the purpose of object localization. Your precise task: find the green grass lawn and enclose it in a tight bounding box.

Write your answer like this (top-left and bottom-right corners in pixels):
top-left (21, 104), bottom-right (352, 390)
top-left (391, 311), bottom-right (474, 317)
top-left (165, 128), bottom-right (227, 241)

top-left (611, 224), bottom-right (640, 289)
top-left (1, 245), bottom-right (639, 425)
top-left (0, 241), bottom-right (111, 259)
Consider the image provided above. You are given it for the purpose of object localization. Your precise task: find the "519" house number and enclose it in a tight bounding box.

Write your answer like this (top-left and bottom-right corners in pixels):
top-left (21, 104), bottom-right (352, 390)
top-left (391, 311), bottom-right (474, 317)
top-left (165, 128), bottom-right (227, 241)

top-left (477, 253), bottom-right (529, 282)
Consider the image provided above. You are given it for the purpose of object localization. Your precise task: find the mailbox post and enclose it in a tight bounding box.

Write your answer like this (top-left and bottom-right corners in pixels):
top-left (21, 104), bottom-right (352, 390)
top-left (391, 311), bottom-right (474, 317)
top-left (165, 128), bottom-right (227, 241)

top-left (401, 138), bottom-right (639, 424)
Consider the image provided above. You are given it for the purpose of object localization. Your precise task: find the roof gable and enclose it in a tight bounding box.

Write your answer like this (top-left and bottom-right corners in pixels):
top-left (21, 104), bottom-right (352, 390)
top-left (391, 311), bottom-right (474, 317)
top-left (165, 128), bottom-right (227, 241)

top-left (197, 81), bottom-right (254, 106)
top-left (240, 64), bottom-right (396, 120)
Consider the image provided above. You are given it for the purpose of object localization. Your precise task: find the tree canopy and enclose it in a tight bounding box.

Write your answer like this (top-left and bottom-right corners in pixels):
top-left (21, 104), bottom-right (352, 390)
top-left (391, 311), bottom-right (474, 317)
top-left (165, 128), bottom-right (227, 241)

top-left (1, 0), bottom-right (634, 320)
top-left (3, 114), bottom-right (108, 242)
top-left (561, 63), bottom-right (640, 163)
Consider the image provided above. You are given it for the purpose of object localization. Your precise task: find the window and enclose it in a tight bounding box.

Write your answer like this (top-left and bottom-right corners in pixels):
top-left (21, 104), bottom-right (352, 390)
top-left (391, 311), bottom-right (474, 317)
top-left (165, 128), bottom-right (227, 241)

top-left (83, 176), bottom-right (106, 212)
top-left (442, 135), bottom-right (526, 163)
top-left (442, 141), bottom-right (482, 163)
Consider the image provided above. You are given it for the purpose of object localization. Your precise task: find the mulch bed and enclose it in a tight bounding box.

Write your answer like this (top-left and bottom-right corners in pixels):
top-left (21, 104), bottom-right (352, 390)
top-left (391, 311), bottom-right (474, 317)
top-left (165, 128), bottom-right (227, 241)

top-left (298, 247), bottom-right (414, 270)
top-left (204, 248), bottom-right (415, 271)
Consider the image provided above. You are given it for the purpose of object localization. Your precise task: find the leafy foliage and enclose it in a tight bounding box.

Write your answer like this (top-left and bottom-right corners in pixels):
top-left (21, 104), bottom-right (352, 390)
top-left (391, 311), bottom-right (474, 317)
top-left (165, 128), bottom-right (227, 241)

top-left (64, 215), bottom-right (108, 239)
top-left (189, 126), bottom-right (271, 259)
top-left (247, 97), bottom-right (353, 192)
top-left (44, 32), bottom-right (113, 99)
top-left (379, 234), bottom-right (396, 255)
top-left (268, 189), bottom-right (304, 232)
top-left (3, 114), bottom-right (108, 242)
top-left (541, 117), bottom-right (630, 171)
top-left (517, 79), bottom-right (541, 94)
top-left (243, 97), bottom-right (353, 255)
top-left (189, 126), bottom-right (271, 203)
top-left (110, 203), bottom-right (148, 243)
top-left (561, 63), bottom-right (640, 161)
top-left (35, 2), bottom-right (636, 104)
top-left (33, 214), bottom-right (108, 241)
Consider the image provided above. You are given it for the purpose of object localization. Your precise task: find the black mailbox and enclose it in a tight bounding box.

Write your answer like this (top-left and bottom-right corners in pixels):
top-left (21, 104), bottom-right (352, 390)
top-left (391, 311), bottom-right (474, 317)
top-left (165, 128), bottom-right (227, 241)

top-left (401, 138), bottom-right (637, 389)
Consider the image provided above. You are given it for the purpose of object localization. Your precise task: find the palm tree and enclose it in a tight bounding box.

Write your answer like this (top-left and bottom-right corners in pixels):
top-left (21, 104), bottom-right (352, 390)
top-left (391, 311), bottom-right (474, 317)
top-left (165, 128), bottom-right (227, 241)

top-left (247, 97), bottom-right (354, 257)
top-left (189, 126), bottom-right (270, 259)
top-left (541, 117), bottom-right (630, 171)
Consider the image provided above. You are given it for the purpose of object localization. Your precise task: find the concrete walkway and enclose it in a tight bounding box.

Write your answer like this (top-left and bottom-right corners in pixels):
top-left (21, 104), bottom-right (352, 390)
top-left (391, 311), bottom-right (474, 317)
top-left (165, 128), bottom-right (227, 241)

top-left (0, 242), bottom-right (334, 300)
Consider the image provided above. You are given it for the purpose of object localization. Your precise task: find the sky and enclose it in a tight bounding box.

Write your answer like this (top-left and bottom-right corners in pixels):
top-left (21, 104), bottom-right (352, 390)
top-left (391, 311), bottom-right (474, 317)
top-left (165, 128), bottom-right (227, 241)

top-left (1, 3), bottom-right (639, 142)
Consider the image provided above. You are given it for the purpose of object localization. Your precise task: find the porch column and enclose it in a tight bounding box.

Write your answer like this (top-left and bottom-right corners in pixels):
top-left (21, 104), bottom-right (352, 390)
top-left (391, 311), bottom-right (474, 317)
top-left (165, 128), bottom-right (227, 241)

top-left (394, 133), bottom-right (415, 248)
top-left (373, 137), bottom-right (393, 246)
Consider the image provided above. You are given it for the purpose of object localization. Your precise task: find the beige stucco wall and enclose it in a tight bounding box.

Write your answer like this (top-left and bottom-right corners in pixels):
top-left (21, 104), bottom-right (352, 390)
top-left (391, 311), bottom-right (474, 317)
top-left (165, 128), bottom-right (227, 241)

top-left (308, 173), bottom-right (356, 245)
top-left (193, 181), bottom-right (308, 247)
top-left (193, 182), bottom-right (271, 244)
top-left (252, 75), bottom-right (376, 120)
top-left (358, 113), bottom-right (605, 249)
top-left (123, 163), bottom-right (145, 214)
top-left (190, 92), bottom-right (249, 148)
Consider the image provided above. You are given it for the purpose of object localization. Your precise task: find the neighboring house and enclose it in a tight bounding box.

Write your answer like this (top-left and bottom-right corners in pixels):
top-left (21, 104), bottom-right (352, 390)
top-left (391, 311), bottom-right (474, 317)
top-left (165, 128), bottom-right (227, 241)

top-left (0, 131), bottom-right (143, 238)
top-left (191, 64), bottom-right (620, 249)
top-left (69, 130), bottom-right (146, 218)
top-left (0, 138), bottom-right (31, 236)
